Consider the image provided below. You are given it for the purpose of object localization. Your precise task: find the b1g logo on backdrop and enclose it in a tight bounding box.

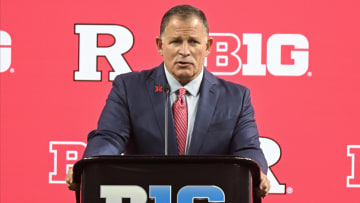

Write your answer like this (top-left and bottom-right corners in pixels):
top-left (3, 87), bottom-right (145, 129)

top-left (347, 145), bottom-right (360, 187)
top-left (0, 30), bottom-right (12, 73)
top-left (73, 24), bottom-right (309, 81)
top-left (206, 33), bottom-right (309, 76)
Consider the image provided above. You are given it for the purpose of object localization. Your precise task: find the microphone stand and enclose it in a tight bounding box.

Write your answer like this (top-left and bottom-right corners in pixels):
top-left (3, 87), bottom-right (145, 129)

top-left (164, 84), bottom-right (170, 155)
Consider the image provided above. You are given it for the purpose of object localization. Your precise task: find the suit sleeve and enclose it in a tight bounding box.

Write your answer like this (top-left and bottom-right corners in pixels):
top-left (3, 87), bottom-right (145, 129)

top-left (230, 88), bottom-right (268, 174)
top-left (83, 76), bottom-right (131, 157)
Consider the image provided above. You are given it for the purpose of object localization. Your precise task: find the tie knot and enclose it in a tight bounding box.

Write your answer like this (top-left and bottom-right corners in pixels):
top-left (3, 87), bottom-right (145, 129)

top-left (178, 88), bottom-right (186, 98)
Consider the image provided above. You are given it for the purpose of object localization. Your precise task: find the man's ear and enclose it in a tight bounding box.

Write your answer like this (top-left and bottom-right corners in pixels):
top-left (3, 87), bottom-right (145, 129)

top-left (205, 37), bottom-right (214, 56)
top-left (156, 37), bottom-right (163, 56)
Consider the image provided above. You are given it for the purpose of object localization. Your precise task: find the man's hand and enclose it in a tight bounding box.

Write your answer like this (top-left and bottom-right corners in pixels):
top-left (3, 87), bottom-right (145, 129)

top-left (66, 168), bottom-right (80, 191)
top-left (256, 172), bottom-right (270, 197)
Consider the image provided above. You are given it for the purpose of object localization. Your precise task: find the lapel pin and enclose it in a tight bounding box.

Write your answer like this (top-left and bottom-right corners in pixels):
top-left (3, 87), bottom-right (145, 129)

top-left (155, 85), bottom-right (163, 92)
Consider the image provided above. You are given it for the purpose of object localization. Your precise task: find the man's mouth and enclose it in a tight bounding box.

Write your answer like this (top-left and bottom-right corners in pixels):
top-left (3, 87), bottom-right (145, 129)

top-left (176, 61), bottom-right (192, 65)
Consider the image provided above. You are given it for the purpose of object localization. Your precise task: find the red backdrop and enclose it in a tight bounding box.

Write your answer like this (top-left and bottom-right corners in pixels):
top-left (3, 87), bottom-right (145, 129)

top-left (1, 0), bottom-right (360, 202)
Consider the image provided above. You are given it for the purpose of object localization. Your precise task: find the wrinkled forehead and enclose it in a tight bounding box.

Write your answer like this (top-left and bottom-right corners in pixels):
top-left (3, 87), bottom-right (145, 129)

top-left (165, 15), bottom-right (207, 31)
top-left (162, 15), bottom-right (208, 38)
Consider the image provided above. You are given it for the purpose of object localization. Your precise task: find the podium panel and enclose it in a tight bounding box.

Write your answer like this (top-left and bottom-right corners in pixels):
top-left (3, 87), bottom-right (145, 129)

top-left (74, 156), bottom-right (261, 203)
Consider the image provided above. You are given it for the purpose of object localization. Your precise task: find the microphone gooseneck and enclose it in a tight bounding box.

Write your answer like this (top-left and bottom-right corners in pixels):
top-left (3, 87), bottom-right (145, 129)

top-left (164, 84), bottom-right (170, 155)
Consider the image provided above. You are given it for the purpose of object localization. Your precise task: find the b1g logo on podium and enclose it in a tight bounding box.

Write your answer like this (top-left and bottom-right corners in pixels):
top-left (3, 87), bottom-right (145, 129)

top-left (100, 185), bottom-right (225, 203)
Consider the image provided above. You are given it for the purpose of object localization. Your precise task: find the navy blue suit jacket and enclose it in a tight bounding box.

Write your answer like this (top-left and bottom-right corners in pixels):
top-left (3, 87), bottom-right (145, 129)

top-left (83, 63), bottom-right (268, 173)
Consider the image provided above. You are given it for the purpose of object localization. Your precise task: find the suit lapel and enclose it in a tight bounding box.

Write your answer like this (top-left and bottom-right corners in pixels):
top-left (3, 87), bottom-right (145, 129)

top-left (188, 69), bottom-right (219, 154)
top-left (146, 64), bottom-right (178, 155)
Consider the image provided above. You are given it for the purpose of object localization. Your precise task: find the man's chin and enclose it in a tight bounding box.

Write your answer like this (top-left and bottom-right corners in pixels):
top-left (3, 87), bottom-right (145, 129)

top-left (174, 73), bottom-right (196, 85)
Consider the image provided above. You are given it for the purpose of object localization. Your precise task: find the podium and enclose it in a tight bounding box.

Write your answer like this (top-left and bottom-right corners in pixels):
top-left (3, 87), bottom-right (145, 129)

top-left (73, 155), bottom-right (262, 203)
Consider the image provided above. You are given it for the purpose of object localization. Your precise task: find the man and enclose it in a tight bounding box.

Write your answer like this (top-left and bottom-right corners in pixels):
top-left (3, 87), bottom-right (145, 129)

top-left (67, 4), bottom-right (270, 197)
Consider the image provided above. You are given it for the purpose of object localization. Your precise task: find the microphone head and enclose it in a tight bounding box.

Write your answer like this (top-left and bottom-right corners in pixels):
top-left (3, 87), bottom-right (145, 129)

top-left (164, 84), bottom-right (170, 93)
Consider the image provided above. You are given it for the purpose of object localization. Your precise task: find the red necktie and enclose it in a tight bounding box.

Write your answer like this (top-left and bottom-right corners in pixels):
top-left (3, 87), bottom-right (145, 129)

top-left (173, 88), bottom-right (188, 155)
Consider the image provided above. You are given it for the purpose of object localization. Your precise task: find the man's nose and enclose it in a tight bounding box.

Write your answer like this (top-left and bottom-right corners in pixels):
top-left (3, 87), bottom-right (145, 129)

top-left (179, 42), bottom-right (190, 56)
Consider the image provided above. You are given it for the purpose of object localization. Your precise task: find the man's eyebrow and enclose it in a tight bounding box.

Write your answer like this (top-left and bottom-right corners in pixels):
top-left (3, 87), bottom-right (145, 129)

top-left (168, 36), bottom-right (182, 41)
top-left (188, 36), bottom-right (200, 40)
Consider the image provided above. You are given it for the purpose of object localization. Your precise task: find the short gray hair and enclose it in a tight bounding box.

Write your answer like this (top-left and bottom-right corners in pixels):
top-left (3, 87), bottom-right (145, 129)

top-left (160, 5), bottom-right (209, 36)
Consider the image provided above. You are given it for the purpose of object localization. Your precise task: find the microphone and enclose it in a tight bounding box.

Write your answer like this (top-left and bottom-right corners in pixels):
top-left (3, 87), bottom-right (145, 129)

top-left (164, 84), bottom-right (170, 155)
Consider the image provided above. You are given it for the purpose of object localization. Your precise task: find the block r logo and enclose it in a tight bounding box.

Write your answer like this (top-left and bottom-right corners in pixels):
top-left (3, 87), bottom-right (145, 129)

top-left (0, 31), bottom-right (12, 73)
top-left (347, 145), bottom-right (360, 187)
top-left (49, 141), bottom-right (86, 184)
top-left (74, 24), bottom-right (134, 81)
top-left (260, 137), bottom-right (286, 194)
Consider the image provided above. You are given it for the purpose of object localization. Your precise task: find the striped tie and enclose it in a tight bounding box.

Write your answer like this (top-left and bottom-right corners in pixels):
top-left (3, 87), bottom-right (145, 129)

top-left (173, 88), bottom-right (188, 155)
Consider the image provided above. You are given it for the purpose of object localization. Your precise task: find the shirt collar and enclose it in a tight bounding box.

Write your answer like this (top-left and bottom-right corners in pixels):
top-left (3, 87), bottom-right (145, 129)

top-left (164, 64), bottom-right (203, 96)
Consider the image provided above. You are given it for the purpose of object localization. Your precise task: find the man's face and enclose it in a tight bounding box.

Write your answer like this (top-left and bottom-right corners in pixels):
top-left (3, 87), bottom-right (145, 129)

top-left (156, 16), bottom-right (213, 85)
